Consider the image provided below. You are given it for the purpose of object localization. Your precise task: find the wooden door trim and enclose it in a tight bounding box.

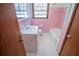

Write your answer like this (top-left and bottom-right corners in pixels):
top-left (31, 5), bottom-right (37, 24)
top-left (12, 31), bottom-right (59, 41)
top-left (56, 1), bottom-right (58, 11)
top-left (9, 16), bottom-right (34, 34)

top-left (0, 4), bottom-right (26, 55)
top-left (13, 4), bottom-right (22, 40)
top-left (59, 3), bottom-right (78, 55)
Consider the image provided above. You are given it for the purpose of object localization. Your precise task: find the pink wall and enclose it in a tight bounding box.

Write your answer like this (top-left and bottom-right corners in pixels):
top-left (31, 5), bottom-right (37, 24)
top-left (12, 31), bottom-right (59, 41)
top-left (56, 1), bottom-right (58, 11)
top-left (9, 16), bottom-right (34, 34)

top-left (18, 19), bottom-right (30, 29)
top-left (18, 7), bottom-right (67, 32)
top-left (32, 7), bottom-right (67, 32)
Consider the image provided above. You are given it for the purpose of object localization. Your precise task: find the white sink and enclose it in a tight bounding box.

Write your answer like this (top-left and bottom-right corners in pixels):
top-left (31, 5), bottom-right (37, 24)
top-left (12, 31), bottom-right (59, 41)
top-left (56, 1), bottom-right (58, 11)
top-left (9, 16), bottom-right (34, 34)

top-left (21, 25), bottom-right (38, 34)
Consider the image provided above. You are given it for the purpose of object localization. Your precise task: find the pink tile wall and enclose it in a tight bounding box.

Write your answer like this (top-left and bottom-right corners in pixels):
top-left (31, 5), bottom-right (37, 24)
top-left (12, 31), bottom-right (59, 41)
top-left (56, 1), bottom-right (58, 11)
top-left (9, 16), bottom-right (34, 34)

top-left (32, 7), bottom-right (67, 32)
top-left (18, 19), bottom-right (30, 29)
top-left (18, 7), bottom-right (67, 32)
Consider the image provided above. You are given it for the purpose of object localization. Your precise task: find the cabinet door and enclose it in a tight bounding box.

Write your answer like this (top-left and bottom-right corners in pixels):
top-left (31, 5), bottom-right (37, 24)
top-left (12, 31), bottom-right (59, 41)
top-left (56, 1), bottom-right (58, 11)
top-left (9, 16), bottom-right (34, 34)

top-left (22, 34), bottom-right (37, 52)
top-left (0, 3), bottom-right (26, 56)
top-left (60, 4), bottom-right (79, 56)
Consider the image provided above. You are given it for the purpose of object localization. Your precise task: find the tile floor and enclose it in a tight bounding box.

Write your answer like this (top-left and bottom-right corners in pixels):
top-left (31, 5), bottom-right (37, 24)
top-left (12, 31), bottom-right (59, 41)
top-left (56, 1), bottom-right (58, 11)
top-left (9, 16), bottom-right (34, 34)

top-left (26, 32), bottom-right (58, 56)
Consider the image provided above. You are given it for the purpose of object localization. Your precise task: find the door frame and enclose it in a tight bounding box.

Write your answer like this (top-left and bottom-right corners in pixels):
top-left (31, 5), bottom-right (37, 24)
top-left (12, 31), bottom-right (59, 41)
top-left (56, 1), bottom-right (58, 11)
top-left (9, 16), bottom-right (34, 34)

top-left (58, 3), bottom-right (78, 55)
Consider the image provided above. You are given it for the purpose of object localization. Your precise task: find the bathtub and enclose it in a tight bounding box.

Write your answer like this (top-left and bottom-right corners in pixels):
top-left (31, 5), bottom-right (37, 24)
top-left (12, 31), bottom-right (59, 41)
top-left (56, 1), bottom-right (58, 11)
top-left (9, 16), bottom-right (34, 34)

top-left (49, 28), bottom-right (63, 46)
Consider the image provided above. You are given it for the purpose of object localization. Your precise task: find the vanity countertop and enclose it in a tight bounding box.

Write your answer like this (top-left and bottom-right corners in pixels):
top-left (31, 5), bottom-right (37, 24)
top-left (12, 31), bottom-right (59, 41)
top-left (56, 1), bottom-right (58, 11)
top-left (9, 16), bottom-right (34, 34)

top-left (21, 25), bottom-right (38, 34)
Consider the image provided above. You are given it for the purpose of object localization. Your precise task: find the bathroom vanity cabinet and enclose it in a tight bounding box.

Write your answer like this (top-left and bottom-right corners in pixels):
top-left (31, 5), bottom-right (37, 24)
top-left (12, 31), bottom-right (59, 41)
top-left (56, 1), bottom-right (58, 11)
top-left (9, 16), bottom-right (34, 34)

top-left (22, 34), bottom-right (37, 52)
top-left (21, 26), bottom-right (38, 53)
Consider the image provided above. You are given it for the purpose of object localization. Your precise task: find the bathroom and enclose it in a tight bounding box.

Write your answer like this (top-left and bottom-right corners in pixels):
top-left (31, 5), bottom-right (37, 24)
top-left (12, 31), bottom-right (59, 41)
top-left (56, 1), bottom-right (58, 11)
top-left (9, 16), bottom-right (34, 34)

top-left (14, 3), bottom-right (74, 56)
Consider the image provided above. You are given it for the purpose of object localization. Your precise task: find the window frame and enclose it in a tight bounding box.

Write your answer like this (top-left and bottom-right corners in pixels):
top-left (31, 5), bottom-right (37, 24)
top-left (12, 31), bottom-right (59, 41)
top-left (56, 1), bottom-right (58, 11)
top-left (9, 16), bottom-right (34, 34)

top-left (15, 3), bottom-right (30, 19)
top-left (32, 3), bottom-right (49, 19)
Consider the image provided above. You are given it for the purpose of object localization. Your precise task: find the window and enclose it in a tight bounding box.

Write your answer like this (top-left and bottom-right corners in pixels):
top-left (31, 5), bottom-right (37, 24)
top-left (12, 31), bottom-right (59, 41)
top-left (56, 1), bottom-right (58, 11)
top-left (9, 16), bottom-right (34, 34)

top-left (15, 3), bottom-right (49, 19)
top-left (33, 3), bottom-right (48, 18)
top-left (15, 3), bottom-right (32, 19)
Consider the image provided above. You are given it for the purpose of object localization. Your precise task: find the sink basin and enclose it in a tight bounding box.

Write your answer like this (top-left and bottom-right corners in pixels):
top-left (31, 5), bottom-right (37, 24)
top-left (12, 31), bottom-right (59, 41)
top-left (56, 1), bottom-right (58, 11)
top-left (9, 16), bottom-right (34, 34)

top-left (21, 26), bottom-right (38, 34)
